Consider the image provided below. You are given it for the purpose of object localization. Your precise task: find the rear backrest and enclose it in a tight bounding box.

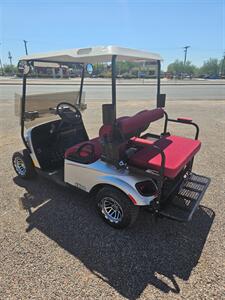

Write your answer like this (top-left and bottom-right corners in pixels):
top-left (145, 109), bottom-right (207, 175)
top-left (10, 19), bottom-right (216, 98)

top-left (99, 108), bottom-right (164, 166)
top-left (99, 108), bottom-right (164, 141)
top-left (117, 108), bottom-right (164, 139)
top-left (99, 116), bottom-right (128, 140)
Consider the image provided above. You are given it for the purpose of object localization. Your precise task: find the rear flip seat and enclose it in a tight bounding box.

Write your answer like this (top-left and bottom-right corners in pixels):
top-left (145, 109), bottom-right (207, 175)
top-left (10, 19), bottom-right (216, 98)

top-left (129, 136), bottom-right (201, 178)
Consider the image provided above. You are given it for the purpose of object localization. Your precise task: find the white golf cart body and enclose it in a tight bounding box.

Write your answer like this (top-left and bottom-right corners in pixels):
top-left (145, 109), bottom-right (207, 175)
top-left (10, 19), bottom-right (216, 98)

top-left (18, 46), bottom-right (162, 207)
top-left (23, 126), bottom-right (157, 206)
top-left (13, 45), bottom-right (210, 227)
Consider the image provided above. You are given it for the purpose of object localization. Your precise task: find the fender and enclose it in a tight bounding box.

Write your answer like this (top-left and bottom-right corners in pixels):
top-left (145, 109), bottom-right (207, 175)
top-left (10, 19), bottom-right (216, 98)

top-left (96, 175), bottom-right (156, 206)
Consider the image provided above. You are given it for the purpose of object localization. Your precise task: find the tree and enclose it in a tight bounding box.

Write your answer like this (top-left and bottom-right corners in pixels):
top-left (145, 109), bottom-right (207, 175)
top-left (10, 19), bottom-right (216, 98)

top-left (3, 64), bottom-right (17, 75)
top-left (199, 58), bottom-right (220, 76)
top-left (167, 60), bottom-right (197, 75)
top-left (219, 56), bottom-right (225, 77)
top-left (93, 61), bottom-right (157, 78)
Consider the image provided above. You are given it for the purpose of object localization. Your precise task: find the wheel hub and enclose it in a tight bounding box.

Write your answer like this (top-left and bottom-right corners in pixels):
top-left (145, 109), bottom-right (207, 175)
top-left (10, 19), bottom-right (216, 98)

top-left (14, 157), bottom-right (26, 176)
top-left (100, 197), bottom-right (123, 224)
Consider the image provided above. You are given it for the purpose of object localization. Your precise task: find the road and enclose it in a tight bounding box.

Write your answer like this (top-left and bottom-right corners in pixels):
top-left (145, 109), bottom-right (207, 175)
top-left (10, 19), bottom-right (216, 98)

top-left (0, 84), bottom-right (225, 101)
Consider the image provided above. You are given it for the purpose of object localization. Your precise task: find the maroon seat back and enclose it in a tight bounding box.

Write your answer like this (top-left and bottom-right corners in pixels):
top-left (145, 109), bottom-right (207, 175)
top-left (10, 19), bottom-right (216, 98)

top-left (99, 108), bottom-right (164, 166)
top-left (117, 108), bottom-right (164, 138)
top-left (99, 108), bottom-right (164, 140)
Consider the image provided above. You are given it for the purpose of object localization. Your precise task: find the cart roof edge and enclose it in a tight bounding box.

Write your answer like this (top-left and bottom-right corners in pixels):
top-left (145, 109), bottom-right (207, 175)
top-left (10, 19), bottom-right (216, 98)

top-left (19, 45), bottom-right (163, 64)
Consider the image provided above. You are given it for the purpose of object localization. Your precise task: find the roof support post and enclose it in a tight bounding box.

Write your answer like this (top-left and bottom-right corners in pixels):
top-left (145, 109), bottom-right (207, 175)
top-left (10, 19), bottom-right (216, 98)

top-left (111, 55), bottom-right (117, 115)
top-left (20, 72), bottom-right (29, 149)
top-left (156, 60), bottom-right (161, 106)
top-left (78, 64), bottom-right (85, 105)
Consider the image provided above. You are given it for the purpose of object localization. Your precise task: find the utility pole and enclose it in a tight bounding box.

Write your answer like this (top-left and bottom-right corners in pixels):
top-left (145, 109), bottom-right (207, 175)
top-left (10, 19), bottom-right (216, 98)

top-left (8, 51), bottom-right (12, 65)
top-left (23, 40), bottom-right (28, 55)
top-left (183, 45), bottom-right (190, 65)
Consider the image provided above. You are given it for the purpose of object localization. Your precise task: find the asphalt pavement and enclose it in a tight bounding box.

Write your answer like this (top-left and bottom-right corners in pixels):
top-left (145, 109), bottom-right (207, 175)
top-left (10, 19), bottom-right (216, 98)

top-left (0, 83), bottom-right (225, 101)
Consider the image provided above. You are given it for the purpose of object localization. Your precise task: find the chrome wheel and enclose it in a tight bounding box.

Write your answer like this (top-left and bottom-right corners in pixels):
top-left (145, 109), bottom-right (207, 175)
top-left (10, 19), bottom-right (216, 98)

top-left (100, 197), bottom-right (123, 224)
top-left (14, 157), bottom-right (26, 176)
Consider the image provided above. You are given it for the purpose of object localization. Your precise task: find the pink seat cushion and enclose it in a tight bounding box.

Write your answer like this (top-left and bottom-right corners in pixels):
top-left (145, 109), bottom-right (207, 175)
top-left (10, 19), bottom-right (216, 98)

top-left (129, 135), bottom-right (201, 178)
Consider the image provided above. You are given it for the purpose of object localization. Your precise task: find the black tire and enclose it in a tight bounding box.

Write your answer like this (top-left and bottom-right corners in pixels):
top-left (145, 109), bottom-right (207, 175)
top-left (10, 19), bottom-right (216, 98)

top-left (12, 149), bottom-right (36, 179)
top-left (96, 187), bottom-right (139, 229)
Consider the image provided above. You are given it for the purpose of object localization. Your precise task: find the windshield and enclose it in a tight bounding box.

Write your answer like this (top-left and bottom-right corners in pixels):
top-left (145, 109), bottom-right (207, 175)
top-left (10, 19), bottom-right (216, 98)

top-left (15, 88), bottom-right (85, 128)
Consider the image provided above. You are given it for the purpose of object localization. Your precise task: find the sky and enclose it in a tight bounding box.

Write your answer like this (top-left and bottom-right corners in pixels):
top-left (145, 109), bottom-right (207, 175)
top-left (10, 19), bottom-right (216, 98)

top-left (0, 0), bottom-right (224, 69)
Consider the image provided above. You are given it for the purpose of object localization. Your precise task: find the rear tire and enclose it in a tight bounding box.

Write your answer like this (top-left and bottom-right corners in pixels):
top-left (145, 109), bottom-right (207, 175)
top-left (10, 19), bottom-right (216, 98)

top-left (96, 187), bottom-right (139, 229)
top-left (12, 150), bottom-right (36, 179)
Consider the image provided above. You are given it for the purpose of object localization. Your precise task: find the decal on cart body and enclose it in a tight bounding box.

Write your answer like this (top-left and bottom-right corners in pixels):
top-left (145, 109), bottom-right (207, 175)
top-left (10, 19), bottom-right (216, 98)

top-left (74, 183), bottom-right (87, 191)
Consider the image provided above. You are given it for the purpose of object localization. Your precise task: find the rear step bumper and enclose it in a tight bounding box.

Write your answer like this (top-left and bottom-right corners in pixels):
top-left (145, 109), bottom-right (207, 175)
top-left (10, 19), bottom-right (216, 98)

top-left (158, 173), bottom-right (210, 222)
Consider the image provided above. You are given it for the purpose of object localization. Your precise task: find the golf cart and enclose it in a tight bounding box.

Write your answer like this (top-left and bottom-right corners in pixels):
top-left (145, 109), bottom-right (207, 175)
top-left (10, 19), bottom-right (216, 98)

top-left (12, 46), bottom-right (210, 229)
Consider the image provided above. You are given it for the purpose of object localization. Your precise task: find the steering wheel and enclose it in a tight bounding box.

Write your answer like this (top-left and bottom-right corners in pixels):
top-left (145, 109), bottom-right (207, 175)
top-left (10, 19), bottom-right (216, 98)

top-left (56, 102), bottom-right (82, 125)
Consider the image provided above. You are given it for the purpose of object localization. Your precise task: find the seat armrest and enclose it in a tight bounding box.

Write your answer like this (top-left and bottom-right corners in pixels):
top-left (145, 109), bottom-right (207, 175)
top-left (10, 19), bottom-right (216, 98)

top-left (177, 117), bottom-right (193, 123)
top-left (146, 144), bottom-right (165, 177)
top-left (163, 111), bottom-right (199, 140)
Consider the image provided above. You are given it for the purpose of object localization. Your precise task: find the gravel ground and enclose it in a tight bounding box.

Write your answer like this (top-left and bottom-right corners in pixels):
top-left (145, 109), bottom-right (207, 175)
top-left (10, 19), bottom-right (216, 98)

top-left (0, 95), bottom-right (225, 299)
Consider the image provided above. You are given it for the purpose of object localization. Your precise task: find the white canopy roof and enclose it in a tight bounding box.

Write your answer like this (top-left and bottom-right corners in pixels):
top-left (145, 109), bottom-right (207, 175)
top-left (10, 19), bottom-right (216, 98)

top-left (20, 45), bottom-right (162, 64)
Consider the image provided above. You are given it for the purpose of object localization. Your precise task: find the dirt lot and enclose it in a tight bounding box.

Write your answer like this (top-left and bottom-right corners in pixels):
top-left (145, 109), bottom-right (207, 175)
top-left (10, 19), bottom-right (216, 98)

top-left (0, 97), bottom-right (225, 299)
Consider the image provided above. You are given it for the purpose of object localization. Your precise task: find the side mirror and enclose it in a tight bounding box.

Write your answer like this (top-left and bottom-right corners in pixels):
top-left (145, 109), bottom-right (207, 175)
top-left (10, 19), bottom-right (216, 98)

top-left (18, 61), bottom-right (31, 75)
top-left (86, 63), bottom-right (93, 75)
top-left (23, 64), bottom-right (31, 75)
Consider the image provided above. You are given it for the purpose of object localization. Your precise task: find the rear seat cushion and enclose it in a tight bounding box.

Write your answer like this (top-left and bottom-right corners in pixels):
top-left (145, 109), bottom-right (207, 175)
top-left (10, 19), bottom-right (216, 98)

top-left (129, 135), bottom-right (201, 178)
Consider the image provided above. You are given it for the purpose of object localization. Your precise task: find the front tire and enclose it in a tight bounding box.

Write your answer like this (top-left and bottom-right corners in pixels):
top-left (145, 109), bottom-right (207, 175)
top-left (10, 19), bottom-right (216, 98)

top-left (12, 150), bottom-right (36, 179)
top-left (96, 187), bottom-right (139, 229)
